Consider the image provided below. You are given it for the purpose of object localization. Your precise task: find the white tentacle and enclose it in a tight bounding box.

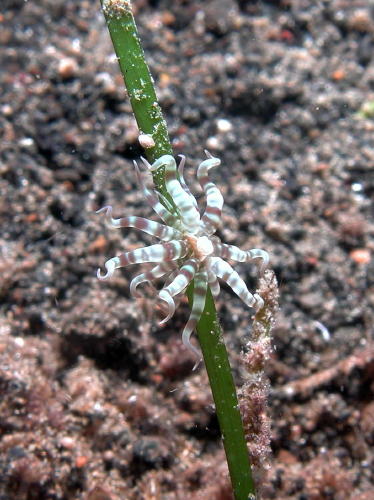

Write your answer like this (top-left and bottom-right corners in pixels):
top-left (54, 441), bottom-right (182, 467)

top-left (150, 155), bottom-right (201, 234)
top-left (198, 150), bottom-right (224, 235)
top-left (208, 256), bottom-right (264, 311)
top-left (178, 155), bottom-right (198, 210)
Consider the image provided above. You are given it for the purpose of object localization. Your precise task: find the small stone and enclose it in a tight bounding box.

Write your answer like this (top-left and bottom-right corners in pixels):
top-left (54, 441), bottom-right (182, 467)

top-left (206, 136), bottom-right (223, 150)
top-left (348, 9), bottom-right (373, 33)
top-left (349, 248), bottom-right (371, 265)
top-left (95, 72), bottom-right (116, 94)
top-left (216, 118), bottom-right (233, 132)
top-left (159, 72), bottom-right (171, 88)
top-left (161, 11), bottom-right (175, 26)
top-left (124, 124), bottom-right (138, 144)
top-left (75, 455), bottom-right (88, 468)
top-left (13, 337), bottom-right (25, 347)
top-left (138, 133), bottom-right (155, 149)
top-left (60, 437), bottom-right (75, 449)
top-left (19, 137), bottom-right (34, 148)
top-left (58, 57), bottom-right (78, 79)
top-left (1, 104), bottom-right (12, 116)
top-left (331, 69), bottom-right (345, 81)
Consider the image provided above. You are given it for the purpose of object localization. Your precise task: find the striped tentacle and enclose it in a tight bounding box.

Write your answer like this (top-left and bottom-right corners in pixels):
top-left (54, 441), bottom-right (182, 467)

top-left (146, 271), bottom-right (177, 315)
top-left (158, 259), bottom-right (199, 325)
top-left (151, 155), bottom-right (201, 234)
top-left (213, 242), bottom-right (269, 273)
top-left (208, 256), bottom-right (264, 311)
top-left (155, 269), bottom-right (178, 316)
top-left (197, 151), bottom-right (223, 235)
top-left (207, 269), bottom-right (220, 298)
top-left (163, 270), bottom-right (186, 314)
top-left (212, 242), bottom-right (247, 261)
top-left (134, 160), bottom-right (178, 227)
top-left (96, 205), bottom-right (182, 241)
top-left (178, 155), bottom-right (198, 210)
top-left (97, 241), bottom-right (188, 280)
top-left (130, 263), bottom-right (176, 298)
top-left (157, 191), bottom-right (179, 218)
top-left (140, 269), bottom-right (183, 319)
top-left (182, 270), bottom-right (208, 359)
top-left (247, 248), bottom-right (269, 274)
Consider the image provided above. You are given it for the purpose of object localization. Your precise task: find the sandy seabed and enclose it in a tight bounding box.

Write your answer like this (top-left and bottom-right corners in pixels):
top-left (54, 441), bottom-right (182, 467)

top-left (0, 1), bottom-right (373, 498)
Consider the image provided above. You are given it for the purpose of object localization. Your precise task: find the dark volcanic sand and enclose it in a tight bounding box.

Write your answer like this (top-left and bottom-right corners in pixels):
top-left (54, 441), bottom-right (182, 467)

top-left (0, 1), bottom-right (373, 499)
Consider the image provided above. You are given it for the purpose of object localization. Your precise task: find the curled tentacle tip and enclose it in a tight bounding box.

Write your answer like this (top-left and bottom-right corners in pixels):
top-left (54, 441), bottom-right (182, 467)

top-left (203, 150), bottom-right (220, 169)
top-left (184, 341), bottom-right (201, 363)
top-left (140, 156), bottom-right (153, 170)
top-left (249, 249), bottom-right (269, 275)
top-left (129, 286), bottom-right (141, 299)
top-left (133, 160), bottom-right (143, 182)
top-left (254, 293), bottom-right (264, 312)
top-left (97, 260), bottom-right (116, 280)
top-left (182, 328), bottom-right (201, 360)
top-left (158, 310), bottom-right (174, 326)
top-left (96, 205), bottom-right (112, 215)
top-left (129, 283), bottom-right (141, 298)
top-left (158, 290), bottom-right (176, 325)
top-left (192, 358), bottom-right (202, 371)
top-left (96, 268), bottom-right (107, 280)
top-left (259, 252), bottom-right (270, 274)
top-left (158, 317), bottom-right (169, 327)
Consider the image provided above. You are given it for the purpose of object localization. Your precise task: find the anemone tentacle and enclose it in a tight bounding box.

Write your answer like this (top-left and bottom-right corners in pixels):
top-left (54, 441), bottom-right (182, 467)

top-left (118, 241), bottom-right (188, 267)
top-left (97, 205), bottom-right (182, 241)
top-left (163, 269), bottom-right (185, 307)
top-left (130, 262), bottom-right (176, 298)
top-left (178, 155), bottom-right (198, 210)
top-left (212, 243), bottom-right (269, 274)
top-left (182, 270), bottom-right (208, 359)
top-left (157, 191), bottom-right (179, 218)
top-left (134, 160), bottom-right (178, 227)
top-left (208, 256), bottom-right (262, 310)
top-left (158, 259), bottom-right (199, 325)
top-left (207, 269), bottom-right (220, 298)
top-left (150, 269), bottom-right (179, 316)
top-left (157, 291), bottom-right (176, 325)
top-left (161, 258), bottom-right (199, 297)
top-left (151, 155), bottom-right (201, 233)
top-left (97, 256), bottom-right (120, 280)
top-left (197, 151), bottom-right (224, 235)
top-left (212, 242), bottom-right (248, 262)
top-left (247, 248), bottom-right (269, 274)
top-left (97, 241), bottom-right (188, 280)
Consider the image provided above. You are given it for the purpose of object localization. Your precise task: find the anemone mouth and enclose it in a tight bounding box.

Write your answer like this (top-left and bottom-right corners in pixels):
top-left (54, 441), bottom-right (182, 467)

top-left (196, 236), bottom-right (214, 258)
top-left (185, 234), bottom-right (214, 261)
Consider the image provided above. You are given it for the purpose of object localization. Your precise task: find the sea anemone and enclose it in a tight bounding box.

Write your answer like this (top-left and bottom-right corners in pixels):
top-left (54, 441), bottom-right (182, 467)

top-left (97, 152), bottom-right (268, 358)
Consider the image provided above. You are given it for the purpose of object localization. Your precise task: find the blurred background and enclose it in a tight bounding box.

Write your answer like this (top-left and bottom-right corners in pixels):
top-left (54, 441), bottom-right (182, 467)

top-left (0, 1), bottom-right (373, 498)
